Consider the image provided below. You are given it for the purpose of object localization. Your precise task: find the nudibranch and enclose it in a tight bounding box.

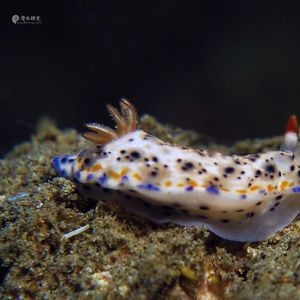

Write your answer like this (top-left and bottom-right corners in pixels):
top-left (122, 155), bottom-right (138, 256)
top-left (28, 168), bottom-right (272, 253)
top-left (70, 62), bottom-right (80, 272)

top-left (53, 99), bottom-right (300, 242)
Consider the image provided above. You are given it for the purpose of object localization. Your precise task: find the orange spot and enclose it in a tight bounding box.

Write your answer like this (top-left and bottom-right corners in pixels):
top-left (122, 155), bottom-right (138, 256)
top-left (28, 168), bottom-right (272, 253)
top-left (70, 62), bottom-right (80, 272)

top-left (189, 180), bottom-right (198, 187)
top-left (164, 181), bottom-right (172, 187)
top-left (267, 184), bottom-right (274, 192)
top-left (236, 189), bottom-right (247, 194)
top-left (177, 183), bottom-right (184, 188)
top-left (91, 164), bottom-right (102, 172)
top-left (280, 181), bottom-right (288, 189)
top-left (289, 182), bottom-right (295, 187)
top-left (121, 168), bottom-right (130, 176)
top-left (286, 115), bottom-right (298, 133)
top-left (108, 170), bottom-right (120, 180)
top-left (220, 187), bottom-right (229, 192)
top-left (250, 186), bottom-right (260, 191)
top-left (134, 173), bottom-right (142, 181)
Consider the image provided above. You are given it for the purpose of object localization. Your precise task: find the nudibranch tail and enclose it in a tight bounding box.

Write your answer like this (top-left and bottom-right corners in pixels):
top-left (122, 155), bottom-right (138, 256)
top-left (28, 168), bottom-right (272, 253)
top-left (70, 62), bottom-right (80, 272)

top-left (83, 98), bottom-right (138, 145)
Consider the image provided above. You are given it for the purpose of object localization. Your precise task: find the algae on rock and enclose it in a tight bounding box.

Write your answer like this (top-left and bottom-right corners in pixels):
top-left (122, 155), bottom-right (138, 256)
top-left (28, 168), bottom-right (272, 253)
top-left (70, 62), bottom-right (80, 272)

top-left (0, 116), bottom-right (299, 300)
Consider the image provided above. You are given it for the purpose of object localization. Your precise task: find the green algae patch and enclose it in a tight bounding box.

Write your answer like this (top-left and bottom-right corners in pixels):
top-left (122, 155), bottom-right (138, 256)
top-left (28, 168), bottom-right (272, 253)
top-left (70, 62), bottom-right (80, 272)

top-left (0, 116), bottom-right (299, 299)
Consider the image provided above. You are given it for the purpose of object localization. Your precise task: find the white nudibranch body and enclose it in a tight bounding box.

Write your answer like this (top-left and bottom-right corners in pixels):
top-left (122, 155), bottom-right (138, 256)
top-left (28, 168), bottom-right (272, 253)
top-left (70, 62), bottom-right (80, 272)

top-left (53, 100), bottom-right (300, 241)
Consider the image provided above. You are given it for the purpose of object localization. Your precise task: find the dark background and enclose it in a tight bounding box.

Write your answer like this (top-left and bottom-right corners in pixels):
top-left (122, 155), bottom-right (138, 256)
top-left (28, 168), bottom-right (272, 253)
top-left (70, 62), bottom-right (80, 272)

top-left (1, 1), bottom-right (300, 156)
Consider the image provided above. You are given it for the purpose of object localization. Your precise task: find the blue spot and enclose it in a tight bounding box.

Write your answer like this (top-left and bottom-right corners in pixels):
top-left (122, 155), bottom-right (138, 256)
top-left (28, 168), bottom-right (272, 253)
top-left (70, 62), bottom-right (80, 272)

top-left (138, 183), bottom-right (160, 191)
top-left (52, 156), bottom-right (61, 170)
top-left (98, 173), bottom-right (108, 186)
top-left (52, 156), bottom-right (73, 178)
top-left (52, 159), bottom-right (66, 177)
top-left (292, 186), bottom-right (300, 193)
top-left (122, 176), bottom-right (129, 182)
top-left (185, 186), bottom-right (194, 192)
top-left (206, 186), bottom-right (219, 195)
top-left (87, 174), bottom-right (94, 181)
top-left (259, 189), bottom-right (266, 194)
top-left (240, 194), bottom-right (247, 199)
top-left (75, 171), bottom-right (81, 180)
top-left (60, 170), bottom-right (67, 178)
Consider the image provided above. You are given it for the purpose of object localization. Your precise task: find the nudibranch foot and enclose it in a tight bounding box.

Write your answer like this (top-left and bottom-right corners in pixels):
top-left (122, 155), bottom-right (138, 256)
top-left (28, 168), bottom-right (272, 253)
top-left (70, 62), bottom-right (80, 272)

top-left (53, 99), bottom-right (300, 242)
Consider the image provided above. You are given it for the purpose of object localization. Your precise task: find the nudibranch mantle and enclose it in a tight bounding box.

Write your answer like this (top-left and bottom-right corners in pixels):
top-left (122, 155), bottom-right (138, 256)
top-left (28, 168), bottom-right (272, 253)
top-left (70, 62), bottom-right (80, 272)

top-left (53, 99), bottom-right (300, 242)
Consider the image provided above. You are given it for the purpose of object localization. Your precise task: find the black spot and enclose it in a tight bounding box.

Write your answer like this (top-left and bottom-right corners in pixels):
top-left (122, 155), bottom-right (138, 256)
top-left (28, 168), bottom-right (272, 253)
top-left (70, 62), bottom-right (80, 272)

top-left (68, 158), bottom-right (75, 163)
top-left (151, 171), bottom-right (158, 177)
top-left (224, 167), bottom-right (235, 174)
top-left (177, 159), bottom-right (182, 163)
top-left (246, 212), bottom-right (255, 218)
top-left (120, 150), bottom-right (126, 154)
top-left (61, 157), bottom-right (67, 163)
top-left (236, 209), bottom-right (244, 212)
top-left (83, 158), bottom-right (91, 166)
top-left (221, 219), bottom-right (229, 223)
top-left (290, 165), bottom-right (295, 171)
top-left (199, 205), bottom-right (209, 210)
top-left (298, 170), bottom-right (300, 178)
top-left (255, 201), bottom-right (262, 206)
top-left (144, 158), bottom-right (149, 162)
top-left (255, 170), bottom-right (262, 176)
top-left (164, 164), bottom-right (168, 168)
top-left (265, 165), bottom-right (275, 173)
top-left (129, 138), bottom-right (134, 142)
top-left (117, 157), bottom-right (121, 161)
top-left (131, 151), bottom-right (141, 159)
top-left (276, 195), bottom-right (283, 201)
top-left (184, 162), bottom-right (194, 170)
